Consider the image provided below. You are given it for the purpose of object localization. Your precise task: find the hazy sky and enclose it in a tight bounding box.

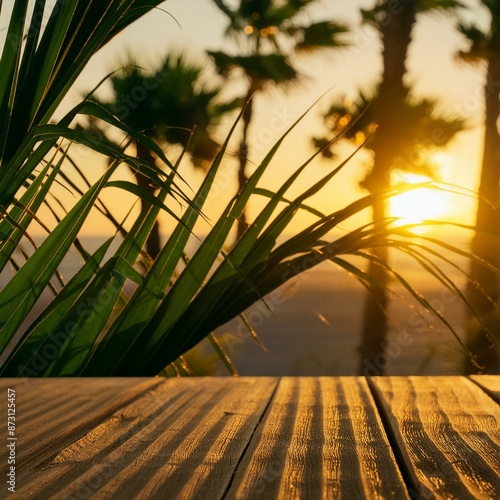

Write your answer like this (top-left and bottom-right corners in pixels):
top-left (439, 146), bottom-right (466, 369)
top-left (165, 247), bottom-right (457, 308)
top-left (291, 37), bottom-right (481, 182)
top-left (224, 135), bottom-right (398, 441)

top-left (65, 0), bottom-right (491, 236)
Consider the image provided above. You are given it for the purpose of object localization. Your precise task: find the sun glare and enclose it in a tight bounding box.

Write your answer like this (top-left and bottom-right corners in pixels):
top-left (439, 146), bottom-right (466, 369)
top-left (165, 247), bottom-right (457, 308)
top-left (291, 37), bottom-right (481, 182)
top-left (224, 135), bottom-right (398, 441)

top-left (389, 172), bottom-right (451, 231)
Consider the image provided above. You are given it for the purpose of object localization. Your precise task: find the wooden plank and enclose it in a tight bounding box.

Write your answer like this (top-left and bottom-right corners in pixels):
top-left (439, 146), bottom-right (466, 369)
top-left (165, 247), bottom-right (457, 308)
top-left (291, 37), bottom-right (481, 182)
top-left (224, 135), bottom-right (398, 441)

top-left (470, 375), bottom-right (500, 404)
top-left (370, 376), bottom-right (500, 499)
top-left (16, 377), bottom-right (277, 500)
top-left (0, 378), bottom-right (160, 475)
top-left (226, 377), bottom-right (409, 499)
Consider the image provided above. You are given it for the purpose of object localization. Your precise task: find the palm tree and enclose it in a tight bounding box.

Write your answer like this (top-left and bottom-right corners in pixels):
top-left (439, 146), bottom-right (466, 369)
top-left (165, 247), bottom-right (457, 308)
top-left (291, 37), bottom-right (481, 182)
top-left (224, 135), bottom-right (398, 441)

top-left (210, 0), bottom-right (349, 239)
top-left (85, 53), bottom-right (241, 258)
top-left (458, 2), bottom-right (500, 373)
top-left (314, 91), bottom-right (464, 179)
top-left (316, 0), bottom-right (464, 375)
top-left (315, 91), bottom-right (464, 376)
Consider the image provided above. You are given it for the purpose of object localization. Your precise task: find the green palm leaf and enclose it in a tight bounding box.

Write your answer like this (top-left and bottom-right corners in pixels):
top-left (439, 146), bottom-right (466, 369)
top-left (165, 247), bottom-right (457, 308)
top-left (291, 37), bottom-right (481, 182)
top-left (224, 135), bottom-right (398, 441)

top-left (0, 166), bottom-right (116, 352)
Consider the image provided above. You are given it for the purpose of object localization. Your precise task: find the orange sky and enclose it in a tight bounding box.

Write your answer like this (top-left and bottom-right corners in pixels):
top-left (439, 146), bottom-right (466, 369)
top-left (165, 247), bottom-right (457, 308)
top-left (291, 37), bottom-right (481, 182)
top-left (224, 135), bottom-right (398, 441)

top-left (55, 0), bottom-right (491, 240)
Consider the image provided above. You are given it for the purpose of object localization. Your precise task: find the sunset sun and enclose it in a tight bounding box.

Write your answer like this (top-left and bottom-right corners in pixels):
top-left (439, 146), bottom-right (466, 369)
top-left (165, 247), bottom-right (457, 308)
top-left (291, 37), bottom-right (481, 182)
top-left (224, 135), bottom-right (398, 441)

top-left (389, 171), bottom-right (452, 230)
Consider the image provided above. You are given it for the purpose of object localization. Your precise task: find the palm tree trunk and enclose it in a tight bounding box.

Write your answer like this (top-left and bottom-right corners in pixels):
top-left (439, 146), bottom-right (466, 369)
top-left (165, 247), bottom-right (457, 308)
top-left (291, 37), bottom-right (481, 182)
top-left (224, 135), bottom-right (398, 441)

top-left (358, 0), bottom-right (417, 375)
top-left (236, 89), bottom-right (254, 240)
top-left (135, 140), bottom-right (161, 260)
top-left (465, 34), bottom-right (500, 374)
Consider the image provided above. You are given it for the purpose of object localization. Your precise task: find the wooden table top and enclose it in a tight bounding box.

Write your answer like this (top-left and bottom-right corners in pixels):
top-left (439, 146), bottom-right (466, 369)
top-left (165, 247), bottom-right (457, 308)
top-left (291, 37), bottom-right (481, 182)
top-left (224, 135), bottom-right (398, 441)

top-left (1, 376), bottom-right (499, 499)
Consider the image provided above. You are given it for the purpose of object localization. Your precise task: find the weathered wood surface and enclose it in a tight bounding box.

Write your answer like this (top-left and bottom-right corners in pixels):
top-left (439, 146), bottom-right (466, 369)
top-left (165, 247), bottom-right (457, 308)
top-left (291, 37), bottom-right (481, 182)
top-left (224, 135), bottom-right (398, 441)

top-left (0, 377), bottom-right (160, 475)
top-left (1, 376), bottom-right (499, 499)
top-left (470, 374), bottom-right (500, 403)
top-left (226, 377), bottom-right (408, 499)
top-left (370, 376), bottom-right (500, 499)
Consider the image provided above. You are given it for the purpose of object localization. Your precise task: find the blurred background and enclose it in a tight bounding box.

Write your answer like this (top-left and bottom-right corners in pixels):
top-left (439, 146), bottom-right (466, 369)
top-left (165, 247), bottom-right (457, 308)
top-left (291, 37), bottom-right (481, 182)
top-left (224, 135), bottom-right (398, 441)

top-left (5, 0), bottom-right (498, 376)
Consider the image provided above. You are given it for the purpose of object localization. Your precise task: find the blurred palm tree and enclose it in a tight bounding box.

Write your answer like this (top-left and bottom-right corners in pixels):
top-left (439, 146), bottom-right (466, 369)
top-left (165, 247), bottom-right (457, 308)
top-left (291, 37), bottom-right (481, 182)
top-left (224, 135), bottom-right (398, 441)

top-left (314, 91), bottom-right (464, 178)
top-left (315, 0), bottom-right (464, 375)
top-left (457, 1), bottom-right (500, 373)
top-left (210, 0), bottom-right (349, 239)
top-left (85, 53), bottom-right (241, 258)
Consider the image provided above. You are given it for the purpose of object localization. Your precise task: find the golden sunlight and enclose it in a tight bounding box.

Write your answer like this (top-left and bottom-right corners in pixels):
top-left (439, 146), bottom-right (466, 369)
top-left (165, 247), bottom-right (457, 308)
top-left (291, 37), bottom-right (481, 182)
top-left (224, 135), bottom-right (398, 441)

top-left (389, 171), bottom-right (452, 230)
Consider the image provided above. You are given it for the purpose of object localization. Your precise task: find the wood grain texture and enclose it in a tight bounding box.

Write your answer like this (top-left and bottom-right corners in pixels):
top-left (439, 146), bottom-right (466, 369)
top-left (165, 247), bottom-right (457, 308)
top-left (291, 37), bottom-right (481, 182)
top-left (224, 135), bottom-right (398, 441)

top-left (5, 376), bottom-right (500, 499)
top-left (226, 377), bottom-right (408, 499)
top-left (15, 377), bottom-right (277, 500)
top-left (470, 375), bottom-right (500, 403)
top-left (370, 376), bottom-right (500, 500)
top-left (0, 378), bottom-right (160, 476)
